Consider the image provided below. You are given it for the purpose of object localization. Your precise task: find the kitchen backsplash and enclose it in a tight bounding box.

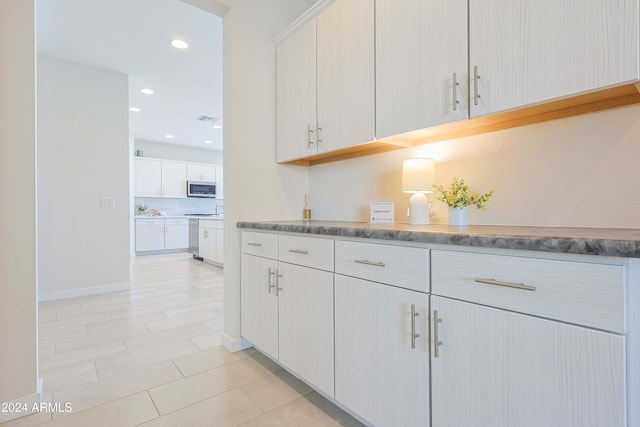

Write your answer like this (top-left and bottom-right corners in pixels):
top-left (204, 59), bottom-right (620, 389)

top-left (134, 197), bottom-right (223, 216)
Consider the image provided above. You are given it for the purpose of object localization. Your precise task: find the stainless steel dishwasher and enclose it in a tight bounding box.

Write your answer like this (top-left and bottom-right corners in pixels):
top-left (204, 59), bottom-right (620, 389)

top-left (188, 218), bottom-right (202, 260)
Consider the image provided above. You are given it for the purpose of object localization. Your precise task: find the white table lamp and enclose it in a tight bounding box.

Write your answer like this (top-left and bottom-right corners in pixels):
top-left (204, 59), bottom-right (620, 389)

top-left (402, 158), bottom-right (436, 225)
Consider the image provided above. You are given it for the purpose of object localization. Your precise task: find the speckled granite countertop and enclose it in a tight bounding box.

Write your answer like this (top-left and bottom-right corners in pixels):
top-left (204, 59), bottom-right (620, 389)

top-left (237, 220), bottom-right (640, 258)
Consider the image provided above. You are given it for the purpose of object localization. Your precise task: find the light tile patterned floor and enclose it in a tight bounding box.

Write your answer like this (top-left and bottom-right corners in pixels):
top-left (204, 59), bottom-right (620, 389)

top-left (3, 253), bottom-right (364, 427)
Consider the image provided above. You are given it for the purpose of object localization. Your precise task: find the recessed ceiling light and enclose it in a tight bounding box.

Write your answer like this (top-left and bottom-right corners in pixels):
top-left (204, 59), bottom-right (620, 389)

top-left (141, 88), bottom-right (154, 95)
top-left (129, 107), bottom-right (141, 112)
top-left (204, 140), bottom-right (213, 144)
top-left (213, 125), bottom-right (222, 129)
top-left (164, 134), bottom-right (174, 139)
top-left (171, 39), bottom-right (188, 49)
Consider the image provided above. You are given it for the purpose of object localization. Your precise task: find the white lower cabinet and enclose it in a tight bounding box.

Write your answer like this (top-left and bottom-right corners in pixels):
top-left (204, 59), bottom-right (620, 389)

top-left (135, 219), bottom-right (165, 252)
top-left (431, 296), bottom-right (625, 427)
top-left (335, 274), bottom-right (429, 426)
top-left (240, 232), bottom-right (335, 397)
top-left (431, 249), bottom-right (629, 427)
top-left (278, 262), bottom-right (334, 396)
top-left (135, 218), bottom-right (188, 252)
top-left (164, 218), bottom-right (189, 250)
top-left (241, 253), bottom-right (279, 358)
top-left (239, 231), bottom-right (635, 427)
top-left (199, 219), bottom-right (223, 265)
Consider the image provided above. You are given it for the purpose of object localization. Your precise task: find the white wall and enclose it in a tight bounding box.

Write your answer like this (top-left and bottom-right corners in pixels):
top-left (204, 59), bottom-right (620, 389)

top-left (215, 0), bottom-right (312, 350)
top-left (135, 139), bottom-right (223, 163)
top-left (37, 56), bottom-right (130, 300)
top-left (310, 104), bottom-right (640, 228)
top-left (0, 0), bottom-right (39, 417)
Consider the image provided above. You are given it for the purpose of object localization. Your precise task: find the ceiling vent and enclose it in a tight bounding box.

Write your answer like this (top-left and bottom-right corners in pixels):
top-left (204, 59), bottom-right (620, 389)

top-left (197, 115), bottom-right (218, 123)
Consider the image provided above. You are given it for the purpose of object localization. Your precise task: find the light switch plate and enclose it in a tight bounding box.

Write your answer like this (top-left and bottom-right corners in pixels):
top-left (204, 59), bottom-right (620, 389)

top-left (101, 197), bottom-right (115, 208)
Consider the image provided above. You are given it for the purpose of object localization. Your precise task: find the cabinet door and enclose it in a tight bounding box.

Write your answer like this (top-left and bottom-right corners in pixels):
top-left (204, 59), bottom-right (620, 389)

top-left (276, 18), bottom-right (317, 163)
top-left (470, 0), bottom-right (638, 117)
top-left (214, 164), bottom-right (223, 199)
top-left (186, 164), bottom-right (203, 181)
top-left (431, 296), bottom-right (625, 427)
top-left (199, 227), bottom-right (215, 261)
top-left (164, 223), bottom-right (189, 250)
top-left (135, 224), bottom-right (165, 251)
top-left (316, 0), bottom-right (374, 152)
top-left (376, 0), bottom-right (468, 139)
top-left (203, 164), bottom-right (216, 183)
top-left (278, 262), bottom-right (334, 397)
top-left (335, 274), bottom-right (429, 426)
top-left (134, 158), bottom-right (162, 197)
top-left (161, 161), bottom-right (187, 198)
top-left (215, 228), bottom-right (224, 264)
top-left (240, 254), bottom-right (278, 359)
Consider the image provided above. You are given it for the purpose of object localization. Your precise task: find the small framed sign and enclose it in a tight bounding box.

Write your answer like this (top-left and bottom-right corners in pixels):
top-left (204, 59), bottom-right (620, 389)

top-left (370, 202), bottom-right (394, 224)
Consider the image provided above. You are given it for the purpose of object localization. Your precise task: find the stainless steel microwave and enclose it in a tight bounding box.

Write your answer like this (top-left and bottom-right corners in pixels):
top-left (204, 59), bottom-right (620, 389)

top-left (187, 181), bottom-right (216, 198)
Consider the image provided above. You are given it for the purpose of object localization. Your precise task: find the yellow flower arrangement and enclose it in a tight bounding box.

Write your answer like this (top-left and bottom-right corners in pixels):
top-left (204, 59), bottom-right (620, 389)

top-left (433, 177), bottom-right (495, 210)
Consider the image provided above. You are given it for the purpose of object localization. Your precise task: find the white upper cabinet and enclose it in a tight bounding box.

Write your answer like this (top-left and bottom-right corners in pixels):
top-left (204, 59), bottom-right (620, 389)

top-left (469, 0), bottom-right (639, 117)
top-left (316, 0), bottom-right (375, 153)
top-left (160, 161), bottom-right (187, 198)
top-left (276, 18), bottom-right (317, 163)
top-left (134, 158), bottom-right (162, 197)
top-left (376, 0), bottom-right (468, 139)
top-left (187, 163), bottom-right (216, 182)
top-left (276, 0), bottom-right (375, 163)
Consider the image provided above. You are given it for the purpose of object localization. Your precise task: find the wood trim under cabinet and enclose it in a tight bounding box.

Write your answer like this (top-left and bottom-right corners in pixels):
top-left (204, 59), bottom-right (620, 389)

top-left (279, 82), bottom-right (640, 166)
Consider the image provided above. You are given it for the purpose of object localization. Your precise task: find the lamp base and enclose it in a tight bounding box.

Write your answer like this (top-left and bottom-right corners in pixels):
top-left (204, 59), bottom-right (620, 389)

top-left (408, 192), bottom-right (430, 225)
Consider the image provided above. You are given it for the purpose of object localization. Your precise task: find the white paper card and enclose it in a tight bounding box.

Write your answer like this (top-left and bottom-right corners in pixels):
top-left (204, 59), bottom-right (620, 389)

top-left (370, 202), bottom-right (394, 224)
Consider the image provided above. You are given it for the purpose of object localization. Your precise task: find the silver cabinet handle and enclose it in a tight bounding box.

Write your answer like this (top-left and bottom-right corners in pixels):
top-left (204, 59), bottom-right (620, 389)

top-left (307, 124), bottom-right (314, 148)
top-left (433, 310), bottom-right (443, 358)
top-left (204, 230), bottom-right (208, 238)
top-left (288, 249), bottom-right (309, 255)
top-left (267, 267), bottom-right (276, 294)
top-left (316, 122), bottom-right (322, 147)
top-left (247, 242), bottom-right (262, 247)
top-left (411, 304), bottom-right (420, 349)
top-left (275, 271), bottom-right (283, 297)
top-left (474, 278), bottom-right (537, 292)
top-left (473, 65), bottom-right (480, 106)
top-left (452, 72), bottom-right (460, 111)
top-left (354, 259), bottom-right (385, 267)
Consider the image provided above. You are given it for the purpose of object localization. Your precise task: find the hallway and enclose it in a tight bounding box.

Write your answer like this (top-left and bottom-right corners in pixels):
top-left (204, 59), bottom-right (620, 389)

top-left (4, 253), bottom-right (361, 426)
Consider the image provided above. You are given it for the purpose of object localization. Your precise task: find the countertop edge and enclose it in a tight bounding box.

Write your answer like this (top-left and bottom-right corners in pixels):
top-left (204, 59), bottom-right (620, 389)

top-left (236, 221), bottom-right (640, 258)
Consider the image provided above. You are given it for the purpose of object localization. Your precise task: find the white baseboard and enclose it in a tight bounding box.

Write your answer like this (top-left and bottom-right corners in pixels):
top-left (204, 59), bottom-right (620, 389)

top-left (221, 333), bottom-right (252, 353)
top-left (0, 390), bottom-right (42, 423)
top-left (38, 282), bottom-right (131, 302)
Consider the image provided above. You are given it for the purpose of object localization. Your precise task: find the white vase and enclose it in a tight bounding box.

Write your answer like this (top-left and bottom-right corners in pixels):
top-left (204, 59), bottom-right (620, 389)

top-left (448, 207), bottom-right (469, 226)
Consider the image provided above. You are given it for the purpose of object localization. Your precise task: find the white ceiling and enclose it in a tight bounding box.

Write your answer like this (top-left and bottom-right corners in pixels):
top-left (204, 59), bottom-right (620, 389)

top-left (37, 0), bottom-right (224, 151)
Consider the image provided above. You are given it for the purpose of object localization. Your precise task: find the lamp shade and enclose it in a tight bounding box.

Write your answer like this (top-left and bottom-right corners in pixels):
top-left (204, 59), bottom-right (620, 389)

top-left (402, 158), bottom-right (435, 193)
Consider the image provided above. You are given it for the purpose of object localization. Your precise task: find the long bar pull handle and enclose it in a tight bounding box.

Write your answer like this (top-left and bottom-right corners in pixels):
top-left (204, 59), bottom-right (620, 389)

top-left (411, 304), bottom-right (420, 349)
top-left (247, 242), bottom-right (262, 247)
top-left (474, 278), bottom-right (537, 292)
top-left (473, 65), bottom-right (480, 106)
top-left (307, 124), bottom-right (314, 148)
top-left (433, 310), bottom-right (443, 358)
top-left (452, 72), bottom-right (460, 111)
top-left (267, 267), bottom-right (276, 294)
top-left (288, 249), bottom-right (309, 255)
top-left (354, 259), bottom-right (386, 267)
top-left (275, 270), bottom-right (283, 297)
